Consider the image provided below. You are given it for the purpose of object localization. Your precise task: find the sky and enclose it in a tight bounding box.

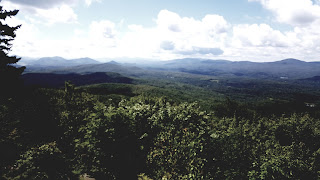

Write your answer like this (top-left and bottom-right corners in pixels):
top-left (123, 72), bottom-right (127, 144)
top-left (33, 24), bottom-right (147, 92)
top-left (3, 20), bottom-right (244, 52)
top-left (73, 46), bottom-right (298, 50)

top-left (1, 0), bottom-right (320, 62)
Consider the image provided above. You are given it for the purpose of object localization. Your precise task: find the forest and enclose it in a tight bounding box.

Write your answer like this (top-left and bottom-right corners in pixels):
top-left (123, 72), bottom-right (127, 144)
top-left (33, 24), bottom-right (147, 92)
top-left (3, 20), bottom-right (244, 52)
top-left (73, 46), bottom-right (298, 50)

top-left (2, 5), bottom-right (320, 180)
top-left (2, 80), bottom-right (320, 179)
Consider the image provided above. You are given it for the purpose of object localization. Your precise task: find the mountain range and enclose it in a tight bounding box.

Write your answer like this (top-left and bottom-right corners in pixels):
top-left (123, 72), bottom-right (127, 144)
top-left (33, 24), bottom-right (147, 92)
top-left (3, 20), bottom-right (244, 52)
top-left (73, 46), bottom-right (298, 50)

top-left (21, 56), bottom-right (100, 67)
top-left (22, 57), bottom-right (320, 80)
top-left (147, 58), bottom-right (320, 79)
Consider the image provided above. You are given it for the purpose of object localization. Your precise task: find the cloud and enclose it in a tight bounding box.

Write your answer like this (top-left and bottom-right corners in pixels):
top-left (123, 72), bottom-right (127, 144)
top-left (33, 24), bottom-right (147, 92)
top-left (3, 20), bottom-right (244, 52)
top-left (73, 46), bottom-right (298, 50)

top-left (156, 10), bottom-right (229, 35)
top-left (178, 47), bottom-right (224, 55)
top-left (6, 17), bottom-right (41, 58)
top-left (108, 10), bottom-right (230, 59)
top-left (5, 0), bottom-right (101, 8)
top-left (89, 20), bottom-right (117, 39)
top-left (6, 6), bottom-right (320, 62)
top-left (202, 14), bottom-right (229, 34)
top-left (153, 10), bottom-right (229, 57)
top-left (241, 0), bottom-right (320, 61)
top-left (232, 23), bottom-right (289, 47)
top-left (249, 0), bottom-right (320, 26)
top-left (2, 6), bottom-right (230, 59)
top-left (85, 0), bottom-right (101, 6)
top-left (6, 0), bottom-right (78, 9)
top-left (160, 41), bottom-right (175, 50)
top-left (2, 0), bottom-right (78, 25)
top-left (168, 24), bottom-right (181, 32)
top-left (36, 5), bottom-right (77, 25)
top-left (157, 10), bottom-right (182, 32)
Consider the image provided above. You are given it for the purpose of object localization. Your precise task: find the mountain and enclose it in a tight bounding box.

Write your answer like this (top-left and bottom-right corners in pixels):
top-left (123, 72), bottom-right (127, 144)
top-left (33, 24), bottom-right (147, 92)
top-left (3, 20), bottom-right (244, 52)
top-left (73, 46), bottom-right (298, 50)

top-left (49, 61), bottom-right (149, 77)
top-left (108, 60), bottom-right (120, 65)
top-left (17, 57), bottom-right (38, 66)
top-left (26, 57), bottom-right (101, 67)
top-left (271, 58), bottom-right (306, 64)
top-left (23, 57), bottom-right (320, 80)
top-left (70, 57), bottom-right (101, 65)
top-left (143, 58), bottom-right (320, 79)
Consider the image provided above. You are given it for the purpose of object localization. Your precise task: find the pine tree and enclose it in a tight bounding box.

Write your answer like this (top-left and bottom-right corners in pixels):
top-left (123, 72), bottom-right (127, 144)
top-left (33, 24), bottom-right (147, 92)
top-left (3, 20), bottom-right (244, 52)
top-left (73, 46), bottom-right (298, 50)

top-left (0, 6), bottom-right (24, 97)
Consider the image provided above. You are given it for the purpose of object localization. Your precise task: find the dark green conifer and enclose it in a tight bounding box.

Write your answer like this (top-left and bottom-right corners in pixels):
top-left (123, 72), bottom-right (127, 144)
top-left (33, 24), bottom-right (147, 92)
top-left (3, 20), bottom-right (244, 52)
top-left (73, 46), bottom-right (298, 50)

top-left (0, 6), bottom-right (24, 97)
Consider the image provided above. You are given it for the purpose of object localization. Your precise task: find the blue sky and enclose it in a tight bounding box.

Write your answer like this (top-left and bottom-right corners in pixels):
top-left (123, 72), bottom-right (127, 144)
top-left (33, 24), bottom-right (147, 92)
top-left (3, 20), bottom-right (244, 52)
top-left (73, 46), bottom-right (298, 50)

top-left (1, 0), bottom-right (320, 62)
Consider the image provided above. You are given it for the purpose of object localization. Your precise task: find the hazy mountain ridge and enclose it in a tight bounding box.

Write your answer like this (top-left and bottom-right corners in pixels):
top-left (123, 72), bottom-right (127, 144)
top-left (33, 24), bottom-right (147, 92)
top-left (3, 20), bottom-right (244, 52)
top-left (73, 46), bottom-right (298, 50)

top-left (24, 56), bottom-right (101, 67)
top-left (145, 58), bottom-right (320, 79)
top-left (50, 62), bottom-right (148, 77)
top-left (22, 57), bottom-right (320, 79)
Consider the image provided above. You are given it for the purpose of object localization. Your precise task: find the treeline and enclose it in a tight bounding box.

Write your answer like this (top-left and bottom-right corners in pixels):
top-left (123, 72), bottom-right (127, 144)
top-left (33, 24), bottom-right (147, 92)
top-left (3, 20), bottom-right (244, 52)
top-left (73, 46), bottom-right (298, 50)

top-left (1, 85), bottom-right (320, 179)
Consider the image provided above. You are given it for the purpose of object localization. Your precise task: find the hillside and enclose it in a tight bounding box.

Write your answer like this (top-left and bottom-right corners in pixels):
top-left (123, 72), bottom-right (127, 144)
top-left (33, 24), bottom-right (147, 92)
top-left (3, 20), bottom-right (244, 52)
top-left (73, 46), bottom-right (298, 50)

top-left (5, 57), bottom-right (320, 180)
top-left (24, 58), bottom-right (320, 80)
top-left (22, 72), bottom-right (133, 88)
top-left (51, 62), bottom-right (146, 76)
top-left (145, 58), bottom-right (320, 79)
top-left (25, 56), bottom-right (101, 68)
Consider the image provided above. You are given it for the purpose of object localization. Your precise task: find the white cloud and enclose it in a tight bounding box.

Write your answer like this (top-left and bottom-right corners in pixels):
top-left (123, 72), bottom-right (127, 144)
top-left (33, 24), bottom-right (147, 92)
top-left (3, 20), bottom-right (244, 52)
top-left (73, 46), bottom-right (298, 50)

top-left (1, 1), bottom-right (78, 25)
top-left (36, 5), bottom-right (77, 25)
top-left (4, 0), bottom-right (101, 9)
top-left (128, 24), bottom-right (144, 32)
top-left (96, 10), bottom-right (230, 60)
top-left (156, 10), bottom-right (182, 32)
top-left (4, 6), bottom-right (320, 61)
top-left (89, 20), bottom-right (117, 39)
top-left (153, 10), bottom-right (229, 57)
top-left (156, 10), bottom-right (229, 36)
top-left (6, 0), bottom-right (78, 9)
top-left (7, 18), bottom-right (118, 59)
top-left (249, 0), bottom-right (320, 26)
top-left (242, 0), bottom-right (320, 61)
top-left (232, 23), bottom-right (290, 47)
top-left (5, 18), bottom-right (41, 58)
top-left (160, 41), bottom-right (175, 50)
top-left (85, 0), bottom-right (101, 6)
top-left (202, 15), bottom-right (229, 34)
top-left (49, 20), bottom-right (118, 58)
top-left (178, 47), bottom-right (224, 55)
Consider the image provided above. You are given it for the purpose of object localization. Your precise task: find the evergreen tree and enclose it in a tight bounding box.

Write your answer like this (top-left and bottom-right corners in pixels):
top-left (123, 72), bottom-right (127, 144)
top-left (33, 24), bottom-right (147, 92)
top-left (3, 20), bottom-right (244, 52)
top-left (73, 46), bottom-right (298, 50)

top-left (0, 6), bottom-right (24, 97)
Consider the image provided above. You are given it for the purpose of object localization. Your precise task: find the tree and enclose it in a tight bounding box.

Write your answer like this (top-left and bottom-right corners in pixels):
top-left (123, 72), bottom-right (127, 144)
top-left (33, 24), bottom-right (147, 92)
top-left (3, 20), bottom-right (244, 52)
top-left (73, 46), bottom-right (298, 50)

top-left (0, 6), bottom-right (24, 178)
top-left (0, 6), bottom-right (24, 97)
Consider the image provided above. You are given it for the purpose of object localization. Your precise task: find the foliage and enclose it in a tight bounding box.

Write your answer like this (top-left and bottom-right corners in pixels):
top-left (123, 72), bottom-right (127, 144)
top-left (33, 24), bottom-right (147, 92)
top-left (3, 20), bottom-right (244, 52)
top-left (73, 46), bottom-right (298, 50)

top-left (6, 142), bottom-right (71, 180)
top-left (0, 6), bottom-right (24, 97)
top-left (1, 78), bottom-right (320, 179)
top-left (146, 102), bottom-right (210, 179)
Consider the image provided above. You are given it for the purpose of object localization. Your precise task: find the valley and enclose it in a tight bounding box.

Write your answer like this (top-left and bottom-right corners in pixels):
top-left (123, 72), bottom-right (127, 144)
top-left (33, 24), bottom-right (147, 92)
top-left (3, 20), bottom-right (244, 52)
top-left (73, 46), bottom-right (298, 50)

top-left (2, 57), bottom-right (320, 179)
top-left (21, 57), bottom-right (320, 116)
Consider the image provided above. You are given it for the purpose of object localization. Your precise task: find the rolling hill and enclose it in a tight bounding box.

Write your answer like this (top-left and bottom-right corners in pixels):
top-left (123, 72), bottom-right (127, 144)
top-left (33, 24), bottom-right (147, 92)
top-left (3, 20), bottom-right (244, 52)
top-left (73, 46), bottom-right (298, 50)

top-left (26, 56), bottom-right (101, 67)
top-left (22, 72), bottom-right (133, 88)
top-left (143, 58), bottom-right (320, 79)
top-left (23, 57), bottom-right (320, 82)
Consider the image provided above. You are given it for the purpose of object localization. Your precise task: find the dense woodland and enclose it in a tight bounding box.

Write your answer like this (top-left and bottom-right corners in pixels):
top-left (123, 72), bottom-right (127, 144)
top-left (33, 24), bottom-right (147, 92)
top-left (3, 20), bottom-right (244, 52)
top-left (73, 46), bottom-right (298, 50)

top-left (2, 82), bottom-right (320, 179)
top-left (2, 5), bottom-right (320, 180)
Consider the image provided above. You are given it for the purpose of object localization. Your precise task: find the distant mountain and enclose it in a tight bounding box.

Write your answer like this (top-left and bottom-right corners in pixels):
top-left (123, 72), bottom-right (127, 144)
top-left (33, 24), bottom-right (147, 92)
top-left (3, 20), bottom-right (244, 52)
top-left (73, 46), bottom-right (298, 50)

top-left (23, 57), bottom-right (320, 80)
top-left (144, 58), bottom-right (320, 79)
top-left (108, 60), bottom-right (120, 65)
top-left (271, 58), bottom-right (306, 64)
top-left (70, 57), bottom-right (101, 65)
top-left (17, 57), bottom-right (38, 66)
top-left (26, 57), bottom-right (101, 67)
top-left (48, 61), bottom-right (149, 78)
